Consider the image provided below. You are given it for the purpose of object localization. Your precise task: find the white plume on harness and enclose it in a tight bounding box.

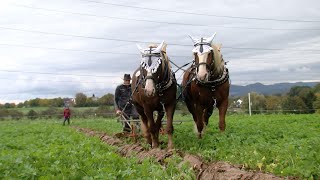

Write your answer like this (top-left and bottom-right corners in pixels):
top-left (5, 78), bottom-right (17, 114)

top-left (140, 56), bottom-right (162, 73)
top-left (137, 41), bottom-right (166, 74)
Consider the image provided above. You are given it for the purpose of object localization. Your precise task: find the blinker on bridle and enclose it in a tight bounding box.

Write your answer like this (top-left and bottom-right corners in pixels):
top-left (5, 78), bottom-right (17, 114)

top-left (194, 37), bottom-right (211, 53)
top-left (140, 47), bottom-right (162, 76)
top-left (192, 37), bottom-right (215, 71)
top-left (142, 47), bottom-right (161, 66)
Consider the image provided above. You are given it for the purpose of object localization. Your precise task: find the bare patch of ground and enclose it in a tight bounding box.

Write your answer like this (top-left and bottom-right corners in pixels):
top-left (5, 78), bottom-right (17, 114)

top-left (73, 127), bottom-right (295, 180)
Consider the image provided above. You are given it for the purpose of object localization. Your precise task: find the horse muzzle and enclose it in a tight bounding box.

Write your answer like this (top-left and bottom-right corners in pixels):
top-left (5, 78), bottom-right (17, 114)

top-left (144, 79), bottom-right (156, 97)
top-left (144, 88), bottom-right (155, 97)
top-left (197, 72), bottom-right (209, 81)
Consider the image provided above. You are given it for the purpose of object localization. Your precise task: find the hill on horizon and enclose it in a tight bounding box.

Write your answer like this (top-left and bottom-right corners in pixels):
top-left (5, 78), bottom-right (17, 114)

top-left (230, 82), bottom-right (319, 96)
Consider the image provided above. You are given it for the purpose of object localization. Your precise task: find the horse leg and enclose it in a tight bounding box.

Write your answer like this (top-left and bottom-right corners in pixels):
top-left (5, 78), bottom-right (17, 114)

top-left (155, 110), bottom-right (164, 137)
top-left (140, 113), bottom-right (152, 146)
top-left (217, 99), bottom-right (228, 132)
top-left (195, 104), bottom-right (205, 139)
top-left (164, 103), bottom-right (175, 150)
top-left (134, 104), bottom-right (152, 146)
top-left (145, 110), bottom-right (159, 148)
top-left (204, 106), bottom-right (213, 126)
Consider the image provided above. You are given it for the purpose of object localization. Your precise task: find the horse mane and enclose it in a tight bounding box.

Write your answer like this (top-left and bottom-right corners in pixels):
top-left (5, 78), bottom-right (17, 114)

top-left (211, 43), bottom-right (224, 74)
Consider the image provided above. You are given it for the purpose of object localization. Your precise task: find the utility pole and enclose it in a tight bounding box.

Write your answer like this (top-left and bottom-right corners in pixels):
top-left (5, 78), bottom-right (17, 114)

top-left (248, 93), bottom-right (252, 116)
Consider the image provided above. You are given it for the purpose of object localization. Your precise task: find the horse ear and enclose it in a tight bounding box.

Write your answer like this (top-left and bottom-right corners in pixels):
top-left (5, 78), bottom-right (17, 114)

top-left (154, 41), bottom-right (165, 53)
top-left (207, 32), bottom-right (217, 45)
top-left (136, 44), bottom-right (145, 54)
top-left (161, 42), bottom-right (167, 52)
top-left (188, 34), bottom-right (197, 45)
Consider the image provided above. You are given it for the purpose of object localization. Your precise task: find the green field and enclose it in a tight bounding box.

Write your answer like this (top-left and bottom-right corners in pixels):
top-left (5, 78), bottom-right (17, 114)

top-left (0, 120), bottom-right (194, 179)
top-left (1, 114), bottom-right (319, 179)
top-left (8, 106), bottom-right (99, 115)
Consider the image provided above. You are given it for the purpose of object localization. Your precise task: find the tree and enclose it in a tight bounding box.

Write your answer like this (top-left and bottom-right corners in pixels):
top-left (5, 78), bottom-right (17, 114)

top-left (4, 103), bottom-right (15, 108)
top-left (312, 83), bottom-right (320, 93)
top-left (98, 93), bottom-right (114, 106)
top-left (75, 93), bottom-right (87, 107)
top-left (86, 97), bottom-right (99, 107)
top-left (23, 100), bottom-right (29, 107)
top-left (28, 98), bottom-right (41, 107)
top-left (265, 95), bottom-right (282, 113)
top-left (39, 99), bottom-right (50, 107)
top-left (51, 98), bottom-right (64, 107)
top-left (241, 92), bottom-right (266, 114)
top-left (288, 86), bottom-right (316, 113)
top-left (17, 103), bottom-right (24, 108)
top-left (282, 95), bottom-right (307, 114)
top-left (313, 93), bottom-right (320, 113)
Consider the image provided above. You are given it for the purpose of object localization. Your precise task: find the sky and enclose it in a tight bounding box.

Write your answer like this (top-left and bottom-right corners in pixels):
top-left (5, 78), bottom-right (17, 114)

top-left (0, 0), bottom-right (320, 103)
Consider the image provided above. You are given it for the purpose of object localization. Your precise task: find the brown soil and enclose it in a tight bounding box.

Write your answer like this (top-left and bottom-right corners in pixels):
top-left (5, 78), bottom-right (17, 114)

top-left (73, 127), bottom-right (295, 180)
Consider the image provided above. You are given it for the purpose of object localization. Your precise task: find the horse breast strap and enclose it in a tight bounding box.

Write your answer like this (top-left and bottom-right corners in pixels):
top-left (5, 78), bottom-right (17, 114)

top-left (196, 66), bottom-right (229, 89)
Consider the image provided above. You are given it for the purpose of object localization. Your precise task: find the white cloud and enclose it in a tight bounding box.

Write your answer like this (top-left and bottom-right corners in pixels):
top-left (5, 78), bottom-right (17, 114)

top-left (0, 0), bottom-right (319, 102)
top-left (295, 66), bottom-right (311, 72)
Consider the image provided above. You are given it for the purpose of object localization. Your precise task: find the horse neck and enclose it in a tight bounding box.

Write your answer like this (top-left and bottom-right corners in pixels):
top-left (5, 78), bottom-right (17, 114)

top-left (159, 52), bottom-right (171, 81)
top-left (210, 45), bottom-right (224, 78)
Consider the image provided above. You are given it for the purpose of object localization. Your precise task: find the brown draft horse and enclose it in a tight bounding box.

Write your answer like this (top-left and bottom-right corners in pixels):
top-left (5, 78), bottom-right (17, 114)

top-left (131, 41), bottom-right (177, 149)
top-left (182, 33), bottom-right (230, 138)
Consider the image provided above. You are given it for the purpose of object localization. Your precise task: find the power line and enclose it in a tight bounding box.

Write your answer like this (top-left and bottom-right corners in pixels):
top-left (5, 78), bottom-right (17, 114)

top-left (0, 88), bottom-right (113, 95)
top-left (82, 0), bottom-right (320, 23)
top-left (0, 69), bottom-right (118, 78)
top-left (1, 42), bottom-right (319, 61)
top-left (0, 26), bottom-right (159, 44)
top-left (0, 43), bottom-right (192, 58)
top-left (1, 27), bottom-right (320, 52)
top-left (13, 4), bottom-right (320, 31)
top-left (0, 77), bottom-right (120, 84)
top-left (1, 43), bottom-right (319, 62)
top-left (0, 42), bottom-right (138, 54)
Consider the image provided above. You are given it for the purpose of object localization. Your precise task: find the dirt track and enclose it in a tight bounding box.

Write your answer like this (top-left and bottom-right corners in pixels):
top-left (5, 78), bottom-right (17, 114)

top-left (73, 127), bottom-right (296, 180)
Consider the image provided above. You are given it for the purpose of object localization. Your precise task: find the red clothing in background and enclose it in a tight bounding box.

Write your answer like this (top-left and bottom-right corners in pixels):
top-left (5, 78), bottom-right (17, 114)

top-left (64, 108), bottom-right (71, 118)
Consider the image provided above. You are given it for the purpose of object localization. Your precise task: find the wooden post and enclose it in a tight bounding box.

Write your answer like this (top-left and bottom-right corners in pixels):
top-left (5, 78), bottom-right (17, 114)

top-left (248, 93), bottom-right (252, 116)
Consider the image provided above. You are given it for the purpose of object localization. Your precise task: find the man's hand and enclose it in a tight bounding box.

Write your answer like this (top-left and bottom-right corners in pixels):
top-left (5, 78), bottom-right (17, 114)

top-left (116, 110), bottom-right (122, 115)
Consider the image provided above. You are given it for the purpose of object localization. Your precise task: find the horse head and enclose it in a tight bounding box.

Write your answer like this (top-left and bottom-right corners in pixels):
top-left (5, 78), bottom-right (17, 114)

top-left (188, 33), bottom-right (222, 82)
top-left (137, 41), bottom-right (167, 97)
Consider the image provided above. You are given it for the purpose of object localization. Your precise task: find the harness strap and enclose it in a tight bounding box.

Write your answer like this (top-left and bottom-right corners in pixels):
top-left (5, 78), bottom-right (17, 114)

top-left (156, 55), bottom-right (176, 95)
top-left (196, 67), bottom-right (229, 88)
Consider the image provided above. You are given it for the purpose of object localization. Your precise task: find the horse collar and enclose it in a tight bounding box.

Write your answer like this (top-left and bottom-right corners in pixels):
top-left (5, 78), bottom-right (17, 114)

top-left (195, 67), bottom-right (229, 89)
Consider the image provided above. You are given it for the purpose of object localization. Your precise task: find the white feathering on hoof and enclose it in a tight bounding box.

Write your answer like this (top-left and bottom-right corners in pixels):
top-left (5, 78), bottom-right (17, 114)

top-left (193, 121), bottom-right (207, 137)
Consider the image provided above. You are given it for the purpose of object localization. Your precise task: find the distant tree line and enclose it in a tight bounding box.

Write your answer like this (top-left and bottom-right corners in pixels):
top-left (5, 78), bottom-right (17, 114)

top-left (0, 106), bottom-right (115, 121)
top-left (74, 93), bottom-right (114, 107)
top-left (230, 83), bottom-right (320, 114)
top-left (0, 93), bottom-right (115, 108)
top-left (0, 93), bottom-right (116, 120)
top-left (1, 83), bottom-right (319, 116)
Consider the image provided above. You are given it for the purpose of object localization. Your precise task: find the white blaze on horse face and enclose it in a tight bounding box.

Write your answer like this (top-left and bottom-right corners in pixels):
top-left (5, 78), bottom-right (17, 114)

top-left (189, 34), bottom-right (217, 81)
top-left (197, 52), bottom-right (209, 81)
top-left (192, 45), bottom-right (213, 81)
top-left (145, 71), bottom-right (155, 96)
top-left (137, 41), bottom-right (166, 97)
